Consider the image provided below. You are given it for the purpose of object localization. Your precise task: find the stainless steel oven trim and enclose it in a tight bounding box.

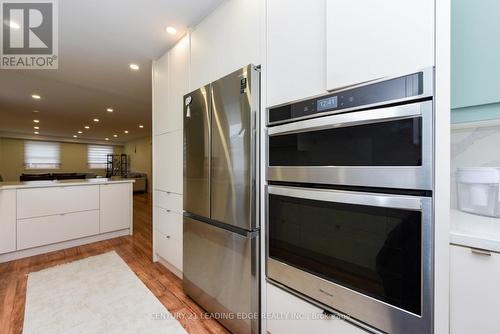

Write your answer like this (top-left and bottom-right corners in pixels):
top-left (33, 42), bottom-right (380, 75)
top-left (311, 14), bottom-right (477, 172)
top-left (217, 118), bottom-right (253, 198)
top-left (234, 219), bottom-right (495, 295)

top-left (265, 185), bottom-right (433, 334)
top-left (267, 67), bottom-right (433, 126)
top-left (267, 100), bottom-right (433, 190)
top-left (268, 101), bottom-right (422, 136)
top-left (268, 185), bottom-right (422, 210)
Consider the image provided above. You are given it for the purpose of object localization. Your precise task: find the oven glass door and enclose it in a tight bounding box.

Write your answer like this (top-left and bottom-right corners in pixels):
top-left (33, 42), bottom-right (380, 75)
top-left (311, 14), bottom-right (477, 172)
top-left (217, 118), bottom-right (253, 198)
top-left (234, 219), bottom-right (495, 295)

top-left (268, 186), bottom-right (426, 316)
top-left (269, 117), bottom-right (422, 166)
top-left (268, 102), bottom-right (429, 167)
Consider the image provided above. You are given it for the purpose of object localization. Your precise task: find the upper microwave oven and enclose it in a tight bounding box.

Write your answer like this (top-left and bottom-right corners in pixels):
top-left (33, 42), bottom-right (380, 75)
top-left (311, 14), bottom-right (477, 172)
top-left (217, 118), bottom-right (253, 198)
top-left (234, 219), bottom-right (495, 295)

top-left (267, 68), bottom-right (434, 191)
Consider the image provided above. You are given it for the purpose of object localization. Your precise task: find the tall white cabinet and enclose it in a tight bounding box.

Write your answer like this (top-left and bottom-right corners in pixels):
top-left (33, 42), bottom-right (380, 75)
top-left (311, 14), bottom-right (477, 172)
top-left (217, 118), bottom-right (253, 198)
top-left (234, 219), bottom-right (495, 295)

top-left (152, 34), bottom-right (189, 277)
top-left (326, 0), bottom-right (435, 90)
top-left (266, 0), bottom-right (326, 107)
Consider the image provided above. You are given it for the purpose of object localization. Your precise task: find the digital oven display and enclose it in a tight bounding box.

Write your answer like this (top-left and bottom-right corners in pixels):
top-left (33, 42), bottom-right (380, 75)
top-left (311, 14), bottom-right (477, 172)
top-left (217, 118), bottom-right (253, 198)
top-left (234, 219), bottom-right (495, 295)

top-left (317, 96), bottom-right (338, 112)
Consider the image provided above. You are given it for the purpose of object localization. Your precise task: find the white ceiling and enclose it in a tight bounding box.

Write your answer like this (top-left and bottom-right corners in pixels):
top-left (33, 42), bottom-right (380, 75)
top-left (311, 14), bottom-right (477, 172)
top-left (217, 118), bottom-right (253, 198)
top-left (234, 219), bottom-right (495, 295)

top-left (0, 0), bottom-right (224, 143)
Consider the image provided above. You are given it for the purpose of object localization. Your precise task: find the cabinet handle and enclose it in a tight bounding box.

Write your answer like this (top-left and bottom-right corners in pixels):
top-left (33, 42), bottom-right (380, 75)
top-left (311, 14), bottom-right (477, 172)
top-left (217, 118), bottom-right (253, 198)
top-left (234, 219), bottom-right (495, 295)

top-left (166, 235), bottom-right (171, 239)
top-left (471, 248), bottom-right (491, 256)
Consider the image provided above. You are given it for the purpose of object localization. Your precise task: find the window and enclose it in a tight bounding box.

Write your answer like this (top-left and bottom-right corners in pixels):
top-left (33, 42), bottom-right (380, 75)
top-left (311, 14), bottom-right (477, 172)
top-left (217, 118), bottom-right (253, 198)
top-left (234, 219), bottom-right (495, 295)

top-left (88, 145), bottom-right (114, 169)
top-left (24, 141), bottom-right (61, 169)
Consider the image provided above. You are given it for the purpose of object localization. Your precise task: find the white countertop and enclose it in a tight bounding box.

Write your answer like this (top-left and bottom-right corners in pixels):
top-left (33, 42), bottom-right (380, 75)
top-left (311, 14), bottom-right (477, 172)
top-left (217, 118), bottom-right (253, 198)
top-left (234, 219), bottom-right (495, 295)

top-left (0, 178), bottom-right (134, 190)
top-left (450, 209), bottom-right (500, 252)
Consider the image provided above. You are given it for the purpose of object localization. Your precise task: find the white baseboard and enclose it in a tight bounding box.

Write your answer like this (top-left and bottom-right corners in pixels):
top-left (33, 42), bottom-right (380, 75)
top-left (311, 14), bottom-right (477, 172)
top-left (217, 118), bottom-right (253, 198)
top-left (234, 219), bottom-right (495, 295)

top-left (157, 255), bottom-right (183, 279)
top-left (0, 229), bottom-right (130, 263)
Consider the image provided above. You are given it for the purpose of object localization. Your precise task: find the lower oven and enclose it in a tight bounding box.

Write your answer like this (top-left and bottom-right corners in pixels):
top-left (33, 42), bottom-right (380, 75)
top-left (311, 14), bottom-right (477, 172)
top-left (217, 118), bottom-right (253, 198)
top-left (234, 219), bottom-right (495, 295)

top-left (266, 185), bottom-right (433, 334)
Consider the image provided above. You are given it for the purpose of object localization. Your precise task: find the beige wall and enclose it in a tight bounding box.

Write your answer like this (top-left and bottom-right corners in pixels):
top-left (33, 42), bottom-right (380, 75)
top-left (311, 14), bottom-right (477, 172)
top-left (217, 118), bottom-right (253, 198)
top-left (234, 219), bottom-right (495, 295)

top-left (124, 136), bottom-right (152, 192)
top-left (0, 138), bottom-right (123, 182)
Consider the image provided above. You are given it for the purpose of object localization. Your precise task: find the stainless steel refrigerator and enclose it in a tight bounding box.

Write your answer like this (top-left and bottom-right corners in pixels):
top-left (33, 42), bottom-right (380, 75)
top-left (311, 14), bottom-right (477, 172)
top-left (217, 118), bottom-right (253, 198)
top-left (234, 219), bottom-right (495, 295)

top-left (183, 65), bottom-right (260, 334)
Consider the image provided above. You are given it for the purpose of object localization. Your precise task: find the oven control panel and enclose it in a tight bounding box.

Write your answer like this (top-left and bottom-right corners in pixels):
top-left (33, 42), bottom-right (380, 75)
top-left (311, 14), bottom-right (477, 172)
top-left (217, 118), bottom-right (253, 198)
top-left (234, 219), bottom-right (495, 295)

top-left (268, 70), bottom-right (429, 125)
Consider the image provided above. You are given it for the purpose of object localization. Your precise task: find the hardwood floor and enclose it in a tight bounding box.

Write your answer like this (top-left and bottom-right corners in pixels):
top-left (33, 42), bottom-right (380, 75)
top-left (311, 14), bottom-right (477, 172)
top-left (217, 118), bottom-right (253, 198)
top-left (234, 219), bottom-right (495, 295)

top-left (0, 193), bottom-right (229, 334)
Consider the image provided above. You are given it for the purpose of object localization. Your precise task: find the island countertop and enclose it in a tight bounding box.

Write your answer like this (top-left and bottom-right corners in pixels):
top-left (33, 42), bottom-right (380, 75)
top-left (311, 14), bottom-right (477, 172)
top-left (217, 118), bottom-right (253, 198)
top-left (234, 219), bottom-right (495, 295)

top-left (0, 178), bottom-right (135, 191)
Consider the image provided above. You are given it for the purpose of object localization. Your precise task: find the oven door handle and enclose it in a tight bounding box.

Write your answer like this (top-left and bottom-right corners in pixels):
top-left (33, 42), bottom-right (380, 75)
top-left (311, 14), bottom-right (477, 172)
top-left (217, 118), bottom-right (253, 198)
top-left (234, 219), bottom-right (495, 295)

top-left (268, 102), bottom-right (423, 136)
top-left (268, 185), bottom-right (424, 211)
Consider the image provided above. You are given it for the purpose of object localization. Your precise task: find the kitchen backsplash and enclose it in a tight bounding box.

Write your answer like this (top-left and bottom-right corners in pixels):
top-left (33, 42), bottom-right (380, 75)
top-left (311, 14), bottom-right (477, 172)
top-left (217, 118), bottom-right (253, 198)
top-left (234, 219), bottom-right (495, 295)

top-left (451, 124), bottom-right (500, 209)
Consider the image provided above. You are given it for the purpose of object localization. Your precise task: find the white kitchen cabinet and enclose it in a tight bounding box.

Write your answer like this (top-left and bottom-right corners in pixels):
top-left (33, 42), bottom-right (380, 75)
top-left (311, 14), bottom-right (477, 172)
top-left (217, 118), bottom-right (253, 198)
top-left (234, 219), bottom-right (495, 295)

top-left (450, 244), bottom-right (500, 334)
top-left (266, 0), bottom-right (326, 107)
top-left (326, 0), bottom-right (434, 90)
top-left (154, 190), bottom-right (182, 214)
top-left (167, 35), bottom-right (189, 133)
top-left (154, 228), bottom-right (183, 273)
top-left (17, 185), bottom-right (99, 219)
top-left (190, 0), bottom-right (262, 89)
top-left (153, 52), bottom-right (170, 136)
top-left (0, 190), bottom-right (16, 254)
top-left (153, 130), bottom-right (183, 194)
top-left (266, 283), bottom-right (368, 334)
top-left (17, 210), bottom-right (100, 250)
top-left (154, 207), bottom-right (182, 241)
top-left (99, 183), bottom-right (132, 233)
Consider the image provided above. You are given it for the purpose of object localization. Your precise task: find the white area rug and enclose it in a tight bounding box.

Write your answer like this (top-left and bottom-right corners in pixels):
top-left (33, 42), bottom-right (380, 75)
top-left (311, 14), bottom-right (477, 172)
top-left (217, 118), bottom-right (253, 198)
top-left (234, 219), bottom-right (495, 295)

top-left (23, 251), bottom-right (187, 334)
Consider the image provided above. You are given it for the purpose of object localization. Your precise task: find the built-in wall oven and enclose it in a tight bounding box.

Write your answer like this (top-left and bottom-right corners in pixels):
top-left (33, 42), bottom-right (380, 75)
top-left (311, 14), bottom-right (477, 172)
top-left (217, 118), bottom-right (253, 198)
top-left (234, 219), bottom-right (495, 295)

top-left (266, 68), bottom-right (434, 334)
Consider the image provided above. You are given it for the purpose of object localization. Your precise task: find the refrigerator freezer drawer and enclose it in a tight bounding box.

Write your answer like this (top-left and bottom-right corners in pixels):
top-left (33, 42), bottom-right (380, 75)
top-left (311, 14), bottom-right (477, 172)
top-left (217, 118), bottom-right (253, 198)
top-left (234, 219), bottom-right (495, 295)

top-left (183, 216), bottom-right (260, 334)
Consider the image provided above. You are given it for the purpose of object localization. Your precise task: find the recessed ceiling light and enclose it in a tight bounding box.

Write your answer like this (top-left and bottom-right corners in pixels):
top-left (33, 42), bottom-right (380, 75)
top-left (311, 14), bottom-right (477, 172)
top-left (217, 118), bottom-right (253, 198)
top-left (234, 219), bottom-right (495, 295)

top-left (33, 110), bottom-right (39, 113)
top-left (73, 135), bottom-right (78, 138)
top-left (33, 119), bottom-right (40, 123)
top-left (105, 138), bottom-right (110, 141)
top-left (166, 26), bottom-right (177, 35)
top-left (113, 134), bottom-right (118, 138)
top-left (78, 131), bottom-right (83, 134)
top-left (129, 63), bottom-right (139, 71)
top-left (32, 94), bottom-right (41, 99)
top-left (33, 126), bottom-right (39, 129)
top-left (34, 131), bottom-right (39, 135)
top-left (124, 130), bottom-right (129, 134)
top-left (84, 126), bottom-right (90, 129)
top-left (139, 124), bottom-right (144, 128)
top-left (93, 118), bottom-right (99, 122)
top-left (106, 108), bottom-right (114, 112)
top-left (8, 21), bottom-right (20, 29)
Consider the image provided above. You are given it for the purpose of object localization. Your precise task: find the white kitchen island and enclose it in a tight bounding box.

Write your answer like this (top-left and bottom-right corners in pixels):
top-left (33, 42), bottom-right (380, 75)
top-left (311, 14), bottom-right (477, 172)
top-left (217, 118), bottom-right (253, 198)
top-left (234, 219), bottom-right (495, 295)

top-left (0, 179), bottom-right (134, 263)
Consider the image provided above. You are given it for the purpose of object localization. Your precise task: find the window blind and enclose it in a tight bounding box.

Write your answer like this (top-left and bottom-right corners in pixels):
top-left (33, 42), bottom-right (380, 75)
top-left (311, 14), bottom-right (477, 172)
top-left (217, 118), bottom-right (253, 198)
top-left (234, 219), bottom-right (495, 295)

top-left (88, 145), bottom-right (113, 169)
top-left (24, 141), bottom-right (61, 169)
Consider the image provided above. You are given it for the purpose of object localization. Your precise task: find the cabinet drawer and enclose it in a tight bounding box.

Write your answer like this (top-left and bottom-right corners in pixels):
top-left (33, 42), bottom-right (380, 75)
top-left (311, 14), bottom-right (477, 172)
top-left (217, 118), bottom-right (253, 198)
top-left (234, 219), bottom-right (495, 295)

top-left (154, 207), bottom-right (182, 241)
top-left (154, 229), bottom-right (182, 271)
top-left (267, 283), bottom-right (368, 334)
top-left (17, 185), bottom-right (99, 219)
top-left (17, 210), bottom-right (100, 250)
top-left (450, 244), bottom-right (500, 334)
top-left (154, 190), bottom-right (182, 213)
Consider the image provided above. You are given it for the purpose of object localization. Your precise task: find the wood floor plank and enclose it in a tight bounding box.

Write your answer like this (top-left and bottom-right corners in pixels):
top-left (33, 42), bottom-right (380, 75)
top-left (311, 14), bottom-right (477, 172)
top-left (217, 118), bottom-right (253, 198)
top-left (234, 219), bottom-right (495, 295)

top-left (0, 193), bottom-right (229, 334)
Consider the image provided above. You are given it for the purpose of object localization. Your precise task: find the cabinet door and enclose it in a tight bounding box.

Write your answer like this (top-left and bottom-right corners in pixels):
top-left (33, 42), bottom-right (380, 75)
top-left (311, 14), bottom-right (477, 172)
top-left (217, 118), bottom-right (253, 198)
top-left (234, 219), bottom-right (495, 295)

top-left (100, 183), bottom-right (132, 233)
top-left (450, 244), bottom-right (500, 334)
top-left (153, 52), bottom-right (169, 135)
top-left (154, 131), bottom-right (183, 194)
top-left (0, 190), bottom-right (16, 254)
top-left (267, 0), bottom-right (326, 107)
top-left (452, 0), bottom-right (500, 109)
top-left (167, 35), bottom-right (189, 133)
top-left (154, 229), bottom-right (182, 273)
top-left (326, 0), bottom-right (434, 90)
top-left (267, 283), bottom-right (368, 334)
